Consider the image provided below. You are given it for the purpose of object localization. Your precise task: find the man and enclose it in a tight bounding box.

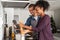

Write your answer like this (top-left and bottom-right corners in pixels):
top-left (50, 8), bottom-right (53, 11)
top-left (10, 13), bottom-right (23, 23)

top-left (25, 4), bottom-right (35, 26)
top-left (25, 4), bottom-right (40, 28)
top-left (25, 4), bottom-right (40, 40)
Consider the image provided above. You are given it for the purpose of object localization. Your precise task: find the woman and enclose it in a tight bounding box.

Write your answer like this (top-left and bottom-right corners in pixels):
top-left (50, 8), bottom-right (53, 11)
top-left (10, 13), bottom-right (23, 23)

top-left (20, 1), bottom-right (54, 40)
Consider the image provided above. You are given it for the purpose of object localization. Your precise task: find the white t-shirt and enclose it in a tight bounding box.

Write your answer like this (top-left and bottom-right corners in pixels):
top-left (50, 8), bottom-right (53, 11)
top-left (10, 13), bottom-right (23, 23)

top-left (34, 16), bottom-right (38, 21)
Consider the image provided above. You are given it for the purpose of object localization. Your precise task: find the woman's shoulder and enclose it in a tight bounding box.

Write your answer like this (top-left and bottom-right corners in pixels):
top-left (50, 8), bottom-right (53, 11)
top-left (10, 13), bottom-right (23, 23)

top-left (45, 14), bottom-right (50, 18)
top-left (42, 14), bottom-right (50, 21)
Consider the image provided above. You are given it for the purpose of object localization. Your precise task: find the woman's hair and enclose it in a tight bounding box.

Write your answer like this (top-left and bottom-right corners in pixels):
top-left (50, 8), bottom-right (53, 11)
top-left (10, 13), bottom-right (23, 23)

top-left (35, 1), bottom-right (50, 11)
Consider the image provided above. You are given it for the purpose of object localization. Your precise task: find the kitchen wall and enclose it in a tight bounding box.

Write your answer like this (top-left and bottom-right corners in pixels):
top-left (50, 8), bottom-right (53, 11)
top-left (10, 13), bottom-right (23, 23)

top-left (4, 8), bottom-right (14, 26)
top-left (0, 1), bottom-right (4, 40)
top-left (54, 9), bottom-right (60, 29)
top-left (4, 8), bottom-right (55, 26)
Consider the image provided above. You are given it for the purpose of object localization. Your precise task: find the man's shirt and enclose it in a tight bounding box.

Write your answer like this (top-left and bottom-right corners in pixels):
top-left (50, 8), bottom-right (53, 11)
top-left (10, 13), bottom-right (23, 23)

top-left (25, 15), bottom-right (40, 27)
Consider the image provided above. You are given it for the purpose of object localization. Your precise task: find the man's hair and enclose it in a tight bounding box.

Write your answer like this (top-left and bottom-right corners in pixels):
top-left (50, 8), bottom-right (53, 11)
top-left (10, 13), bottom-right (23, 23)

top-left (28, 4), bottom-right (35, 8)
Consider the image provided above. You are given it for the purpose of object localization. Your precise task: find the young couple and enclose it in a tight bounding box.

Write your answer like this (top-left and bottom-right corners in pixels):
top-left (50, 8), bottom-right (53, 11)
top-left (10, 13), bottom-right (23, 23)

top-left (20, 1), bottom-right (54, 40)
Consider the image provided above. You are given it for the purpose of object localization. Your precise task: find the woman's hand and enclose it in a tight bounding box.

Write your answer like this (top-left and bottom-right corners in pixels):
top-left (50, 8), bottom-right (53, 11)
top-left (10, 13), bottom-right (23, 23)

top-left (24, 26), bottom-right (32, 30)
top-left (24, 30), bottom-right (32, 34)
top-left (19, 21), bottom-right (32, 31)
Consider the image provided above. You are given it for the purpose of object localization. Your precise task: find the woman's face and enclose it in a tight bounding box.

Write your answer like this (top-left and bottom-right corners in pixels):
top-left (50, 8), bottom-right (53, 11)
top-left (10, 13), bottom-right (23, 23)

top-left (35, 6), bottom-right (43, 16)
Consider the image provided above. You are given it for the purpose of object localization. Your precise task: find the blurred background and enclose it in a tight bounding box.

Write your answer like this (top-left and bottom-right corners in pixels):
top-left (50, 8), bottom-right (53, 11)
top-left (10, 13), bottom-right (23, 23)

top-left (0, 0), bottom-right (60, 40)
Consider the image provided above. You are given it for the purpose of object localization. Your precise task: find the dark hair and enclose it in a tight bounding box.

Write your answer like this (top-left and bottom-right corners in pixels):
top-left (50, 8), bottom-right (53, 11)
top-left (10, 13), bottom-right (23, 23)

top-left (35, 1), bottom-right (50, 11)
top-left (28, 4), bottom-right (35, 8)
top-left (12, 20), bottom-right (17, 25)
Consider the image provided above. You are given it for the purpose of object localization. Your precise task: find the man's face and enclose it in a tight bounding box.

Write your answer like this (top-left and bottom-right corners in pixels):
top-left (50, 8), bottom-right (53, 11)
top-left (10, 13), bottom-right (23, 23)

top-left (29, 7), bottom-right (34, 15)
top-left (33, 9), bottom-right (38, 16)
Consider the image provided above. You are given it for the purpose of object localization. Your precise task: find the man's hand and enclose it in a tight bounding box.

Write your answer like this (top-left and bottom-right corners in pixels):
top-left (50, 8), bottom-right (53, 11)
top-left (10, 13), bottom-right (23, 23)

top-left (19, 22), bottom-right (25, 28)
top-left (19, 21), bottom-right (32, 30)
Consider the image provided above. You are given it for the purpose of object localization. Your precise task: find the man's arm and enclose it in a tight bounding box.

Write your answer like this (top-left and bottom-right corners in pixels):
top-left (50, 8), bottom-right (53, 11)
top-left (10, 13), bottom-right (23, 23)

top-left (25, 17), bottom-right (31, 26)
top-left (20, 22), bottom-right (32, 30)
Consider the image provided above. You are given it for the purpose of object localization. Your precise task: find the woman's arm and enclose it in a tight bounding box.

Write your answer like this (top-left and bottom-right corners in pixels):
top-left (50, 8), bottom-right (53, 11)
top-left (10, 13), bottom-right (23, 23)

top-left (32, 16), bottom-right (50, 32)
top-left (20, 27), bottom-right (32, 35)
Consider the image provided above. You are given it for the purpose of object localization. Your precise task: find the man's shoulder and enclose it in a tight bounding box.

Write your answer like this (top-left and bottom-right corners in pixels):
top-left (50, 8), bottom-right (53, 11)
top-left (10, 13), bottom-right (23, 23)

top-left (27, 15), bottom-right (33, 19)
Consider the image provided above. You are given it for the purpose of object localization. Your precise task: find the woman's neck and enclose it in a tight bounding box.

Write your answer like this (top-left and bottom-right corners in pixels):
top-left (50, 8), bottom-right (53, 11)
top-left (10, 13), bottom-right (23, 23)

top-left (41, 12), bottom-right (45, 18)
